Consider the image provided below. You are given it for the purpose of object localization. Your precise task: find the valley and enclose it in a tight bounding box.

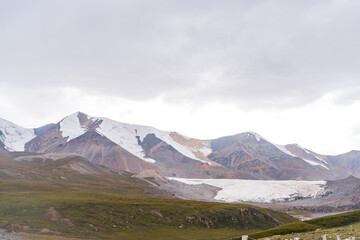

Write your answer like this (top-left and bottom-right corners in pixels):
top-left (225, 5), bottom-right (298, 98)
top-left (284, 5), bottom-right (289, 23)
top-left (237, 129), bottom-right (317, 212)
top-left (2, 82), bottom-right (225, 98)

top-left (0, 152), bottom-right (295, 239)
top-left (1, 112), bottom-right (360, 239)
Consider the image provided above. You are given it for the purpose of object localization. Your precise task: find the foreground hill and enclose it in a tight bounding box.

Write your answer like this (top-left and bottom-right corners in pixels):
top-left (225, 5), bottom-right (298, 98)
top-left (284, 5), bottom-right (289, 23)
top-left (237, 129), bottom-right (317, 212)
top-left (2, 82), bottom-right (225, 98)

top-left (0, 152), bottom-right (295, 239)
top-left (247, 209), bottom-right (360, 239)
top-left (1, 112), bottom-right (360, 180)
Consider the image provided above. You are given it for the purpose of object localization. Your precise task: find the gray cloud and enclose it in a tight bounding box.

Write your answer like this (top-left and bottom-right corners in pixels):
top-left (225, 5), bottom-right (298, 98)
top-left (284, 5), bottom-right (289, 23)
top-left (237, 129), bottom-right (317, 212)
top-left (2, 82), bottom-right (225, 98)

top-left (1, 0), bottom-right (360, 108)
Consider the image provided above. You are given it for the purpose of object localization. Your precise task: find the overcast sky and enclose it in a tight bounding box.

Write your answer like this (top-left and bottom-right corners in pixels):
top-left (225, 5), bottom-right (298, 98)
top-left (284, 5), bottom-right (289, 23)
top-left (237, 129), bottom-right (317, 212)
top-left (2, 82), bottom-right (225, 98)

top-left (1, 0), bottom-right (360, 154)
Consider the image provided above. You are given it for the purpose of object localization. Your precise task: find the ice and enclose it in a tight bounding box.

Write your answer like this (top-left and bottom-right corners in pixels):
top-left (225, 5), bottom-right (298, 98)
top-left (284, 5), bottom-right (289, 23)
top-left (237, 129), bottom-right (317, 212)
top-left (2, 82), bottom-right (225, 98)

top-left (275, 144), bottom-right (297, 157)
top-left (169, 177), bottom-right (327, 203)
top-left (302, 159), bottom-right (329, 170)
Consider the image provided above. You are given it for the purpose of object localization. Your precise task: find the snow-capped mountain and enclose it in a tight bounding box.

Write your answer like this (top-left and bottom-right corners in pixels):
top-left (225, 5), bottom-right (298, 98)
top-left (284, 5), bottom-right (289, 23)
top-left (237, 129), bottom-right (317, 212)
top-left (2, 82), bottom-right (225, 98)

top-left (24, 112), bottom-right (217, 176)
top-left (1, 112), bottom-right (359, 180)
top-left (58, 112), bottom-right (213, 165)
top-left (0, 118), bottom-right (36, 151)
top-left (207, 132), bottom-right (332, 180)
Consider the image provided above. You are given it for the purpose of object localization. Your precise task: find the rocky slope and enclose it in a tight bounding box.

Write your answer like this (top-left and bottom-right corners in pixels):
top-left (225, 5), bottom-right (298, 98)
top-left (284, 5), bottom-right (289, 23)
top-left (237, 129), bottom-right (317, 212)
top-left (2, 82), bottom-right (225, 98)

top-left (208, 133), bottom-right (331, 180)
top-left (275, 175), bottom-right (360, 212)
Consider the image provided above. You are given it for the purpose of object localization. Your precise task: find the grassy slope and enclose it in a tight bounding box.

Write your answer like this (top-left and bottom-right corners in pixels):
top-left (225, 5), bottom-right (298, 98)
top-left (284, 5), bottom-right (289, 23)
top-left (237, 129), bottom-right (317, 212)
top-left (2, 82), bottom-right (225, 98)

top-left (0, 153), bottom-right (296, 240)
top-left (248, 210), bottom-right (360, 239)
top-left (0, 181), bottom-right (296, 239)
top-left (248, 220), bottom-right (360, 240)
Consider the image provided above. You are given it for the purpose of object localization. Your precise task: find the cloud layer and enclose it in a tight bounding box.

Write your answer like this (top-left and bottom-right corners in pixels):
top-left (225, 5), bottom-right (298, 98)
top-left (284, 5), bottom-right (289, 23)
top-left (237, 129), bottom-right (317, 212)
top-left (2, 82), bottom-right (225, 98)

top-left (1, 0), bottom-right (360, 154)
top-left (2, 0), bottom-right (360, 107)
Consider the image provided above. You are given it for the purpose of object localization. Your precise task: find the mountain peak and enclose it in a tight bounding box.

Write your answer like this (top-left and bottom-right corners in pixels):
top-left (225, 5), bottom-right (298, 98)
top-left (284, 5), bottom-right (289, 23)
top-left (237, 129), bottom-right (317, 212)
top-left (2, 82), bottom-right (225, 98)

top-left (59, 112), bottom-right (88, 142)
top-left (0, 117), bottom-right (35, 151)
top-left (64, 111), bottom-right (89, 119)
top-left (245, 131), bottom-right (266, 142)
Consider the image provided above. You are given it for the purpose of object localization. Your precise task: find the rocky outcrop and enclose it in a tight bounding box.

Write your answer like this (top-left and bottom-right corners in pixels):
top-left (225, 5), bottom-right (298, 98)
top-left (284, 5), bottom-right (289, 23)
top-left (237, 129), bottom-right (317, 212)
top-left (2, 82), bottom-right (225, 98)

top-left (33, 124), bottom-right (55, 136)
top-left (58, 131), bottom-right (154, 173)
top-left (326, 151), bottom-right (360, 178)
top-left (260, 176), bottom-right (360, 213)
top-left (208, 133), bottom-right (329, 180)
top-left (25, 124), bottom-right (66, 153)
top-left (140, 133), bottom-right (223, 178)
top-left (0, 140), bottom-right (7, 152)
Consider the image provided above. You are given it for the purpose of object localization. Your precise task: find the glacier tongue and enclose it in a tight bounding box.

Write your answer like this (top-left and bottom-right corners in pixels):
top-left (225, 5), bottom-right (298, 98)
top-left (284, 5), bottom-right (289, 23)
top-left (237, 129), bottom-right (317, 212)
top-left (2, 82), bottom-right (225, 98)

top-left (0, 118), bottom-right (35, 151)
top-left (169, 178), bottom-right (327, 203)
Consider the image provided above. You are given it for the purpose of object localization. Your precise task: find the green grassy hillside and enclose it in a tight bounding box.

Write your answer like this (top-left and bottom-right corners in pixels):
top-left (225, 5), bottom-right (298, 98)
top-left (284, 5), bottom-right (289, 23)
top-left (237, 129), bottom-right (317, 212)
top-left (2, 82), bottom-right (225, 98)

top-left (0, 152), bottom-right (296, 239)
top-left (248, 210), bottom-right (360, 239)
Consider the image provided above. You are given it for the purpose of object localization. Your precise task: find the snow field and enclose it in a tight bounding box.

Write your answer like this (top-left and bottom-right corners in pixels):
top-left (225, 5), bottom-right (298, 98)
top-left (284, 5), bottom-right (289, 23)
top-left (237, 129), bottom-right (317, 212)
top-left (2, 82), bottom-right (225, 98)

top-left (169, 177), bottom-right (327, 203)
top-left (59, 113), bottom-right (87, 142)
top-left (0, 118), bottom-right (35, 151)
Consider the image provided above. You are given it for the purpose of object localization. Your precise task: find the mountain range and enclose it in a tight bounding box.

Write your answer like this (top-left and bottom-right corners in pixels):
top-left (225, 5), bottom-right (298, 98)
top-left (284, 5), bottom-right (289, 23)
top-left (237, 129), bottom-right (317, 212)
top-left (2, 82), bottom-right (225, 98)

top-left (1, 111), bottom-right (359, 181)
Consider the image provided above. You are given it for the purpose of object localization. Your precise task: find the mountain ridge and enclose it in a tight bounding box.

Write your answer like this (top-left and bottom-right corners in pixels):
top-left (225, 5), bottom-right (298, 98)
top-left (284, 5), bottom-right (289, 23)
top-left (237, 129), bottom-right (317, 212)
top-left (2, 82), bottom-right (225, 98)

top-left (1, 111), bottom-right (359, 180)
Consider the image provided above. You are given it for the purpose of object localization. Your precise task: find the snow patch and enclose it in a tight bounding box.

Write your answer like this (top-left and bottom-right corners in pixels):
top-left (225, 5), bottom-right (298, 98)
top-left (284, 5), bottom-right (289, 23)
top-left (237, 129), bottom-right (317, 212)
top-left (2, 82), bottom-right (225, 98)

top-left (247, 132), bottom-right (264, 142)
top-left (95, 118), bottom-right (154, 162)
top-left (302, 159), bottom-right (329, 170)
top-left (304, 148), bottom-right (328, 163)
top-left (251, 132), bottom-right (262, 142)
top-left (169, 178), bottom-right (327, 203)
top-left (247, 132), bottom-right (297, 157)
top-left (289, 144), bottom-right (329, 169)
top-left (275, 144), bottom-right (297, 157)
top-left (96, 117), bottom-right (210, 164)
top-left (0, 118), bottom-right (36, 151)
top-left (141, 158), bottom-right (156, 163)
top-left (59, 113), bottom-right (86, 142)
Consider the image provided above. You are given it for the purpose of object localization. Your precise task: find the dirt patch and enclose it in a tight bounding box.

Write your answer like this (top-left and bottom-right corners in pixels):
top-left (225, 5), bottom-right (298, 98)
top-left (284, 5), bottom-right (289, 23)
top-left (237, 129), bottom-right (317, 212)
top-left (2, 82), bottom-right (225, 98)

top-left (170, 132), bottom-right (209, 149)
top-left (45, 207), bottom-right (74, 226)
top-left (151, 210), bottom-right (163, 218)
top-left (192, 150), bottom-right (212, 163)
top-left (46, 207), bottom-right (62, 221)
top-left (169, 133), bottom-right (218, 165)
top-left (85, 223), bottom-right (102, 231)
top-left (0, 220), bottom-right (8, 227)
top-left (10, 223), bottom-right (32, 232)
top-left (170, 132), bottom-right (223, 167)
top-left (39, 228), bottom-right (61, 235)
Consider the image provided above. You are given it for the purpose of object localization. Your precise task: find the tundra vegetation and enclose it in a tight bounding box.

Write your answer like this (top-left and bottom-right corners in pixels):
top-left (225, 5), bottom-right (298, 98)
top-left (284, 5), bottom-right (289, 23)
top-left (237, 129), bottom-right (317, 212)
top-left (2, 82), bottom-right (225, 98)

top-left (0, 152), bottom-right (295, 240)
top-left (248, 210), bottom-right (360, 240)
